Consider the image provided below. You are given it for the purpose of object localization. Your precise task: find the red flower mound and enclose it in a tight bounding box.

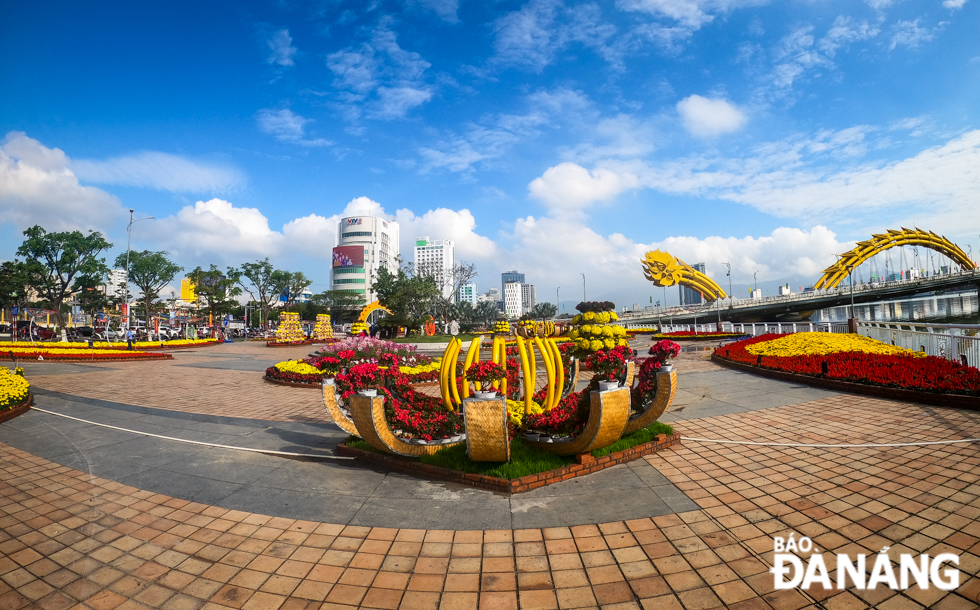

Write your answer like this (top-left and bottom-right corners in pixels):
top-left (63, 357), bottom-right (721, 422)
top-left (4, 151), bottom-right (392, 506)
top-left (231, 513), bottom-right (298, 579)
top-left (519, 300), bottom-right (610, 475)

top-left (660, 330), bottom-right (743, 337)
top-left (717, 334), bottom-right (980, 396)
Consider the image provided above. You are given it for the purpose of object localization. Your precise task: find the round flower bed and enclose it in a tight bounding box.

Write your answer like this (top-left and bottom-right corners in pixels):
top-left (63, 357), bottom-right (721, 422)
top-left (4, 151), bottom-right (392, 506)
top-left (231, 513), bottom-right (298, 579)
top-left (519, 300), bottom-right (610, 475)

top-left (1, 367), bottom-right (30, 412)
top-left (264, 337), bottom-right (441, 387)
top-left (0, 339), bottom-right (219, 350)
top-left (567, 302), bottom-right (629, 354)
top-left (717, 333), bottom-right (980, 397)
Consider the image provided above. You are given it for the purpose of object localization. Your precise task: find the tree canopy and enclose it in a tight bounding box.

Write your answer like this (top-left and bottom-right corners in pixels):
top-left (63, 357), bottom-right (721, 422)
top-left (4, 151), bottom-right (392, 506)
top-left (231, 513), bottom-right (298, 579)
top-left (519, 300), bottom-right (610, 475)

top-left (16, 225), bottom-right (112, 326)
top-left (115, 250), bottom-right (182, 327)
top-left (186, 265), bottom-right (241, 327)
top-left (374, 259), bottom-right (439, 330)
top-left (230, 258), bottom-right (279, 328)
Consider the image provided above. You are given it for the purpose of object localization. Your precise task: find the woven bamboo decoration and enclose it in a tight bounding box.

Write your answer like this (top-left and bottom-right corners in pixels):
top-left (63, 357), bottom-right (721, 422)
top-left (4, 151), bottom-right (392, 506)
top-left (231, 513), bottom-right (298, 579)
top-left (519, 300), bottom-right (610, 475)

top-left (348, 392), bottom-right (464, 457)
top-left (622, 370), bottom-right (676, 434)
top-left (321, 379), bottom-right (358, 436)
top-left (525, 386), bottom-right (632, 456)
top-left (462, 395), bottom-right (511, 462)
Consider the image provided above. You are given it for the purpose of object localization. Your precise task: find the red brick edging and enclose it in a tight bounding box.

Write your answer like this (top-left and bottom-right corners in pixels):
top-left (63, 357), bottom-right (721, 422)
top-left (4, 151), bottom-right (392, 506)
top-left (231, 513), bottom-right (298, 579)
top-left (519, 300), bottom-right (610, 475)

top-left (337, 433), bottom-right (682, 493)
top-left (0, 391), bottom-right (33, 424)
top-left (711, 353), bottom-right (980, 410)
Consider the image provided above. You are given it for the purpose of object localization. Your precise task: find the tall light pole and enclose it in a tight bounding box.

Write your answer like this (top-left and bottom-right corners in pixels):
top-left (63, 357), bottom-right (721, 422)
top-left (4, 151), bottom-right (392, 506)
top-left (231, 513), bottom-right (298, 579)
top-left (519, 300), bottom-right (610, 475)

top-left (753, 271), bottom-right (758, 294)
top-left (124, 209), bottom-right (155, 329)
top-left (580, 273), bottom-right (586, 302)
top-left (556, 287), bottom-right (560, 313)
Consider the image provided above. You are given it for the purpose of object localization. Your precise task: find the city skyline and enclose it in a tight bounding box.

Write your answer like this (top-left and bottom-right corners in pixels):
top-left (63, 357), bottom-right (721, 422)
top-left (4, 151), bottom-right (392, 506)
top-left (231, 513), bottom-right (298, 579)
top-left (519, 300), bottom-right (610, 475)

top-left (3, 0), bottom-right (980, 308)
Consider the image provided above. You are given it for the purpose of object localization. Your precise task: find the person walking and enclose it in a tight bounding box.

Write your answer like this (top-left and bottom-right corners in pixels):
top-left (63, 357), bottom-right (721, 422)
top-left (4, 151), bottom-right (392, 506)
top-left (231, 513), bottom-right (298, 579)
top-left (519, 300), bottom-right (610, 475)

top-left (126, 328), bottom-right (134, 350)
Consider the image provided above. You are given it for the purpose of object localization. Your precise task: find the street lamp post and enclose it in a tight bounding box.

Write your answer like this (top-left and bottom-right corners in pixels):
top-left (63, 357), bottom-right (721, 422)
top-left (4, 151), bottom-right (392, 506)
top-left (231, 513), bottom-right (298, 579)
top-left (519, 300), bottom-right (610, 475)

top-left (556, 287), bottom-right (560, 314)
top-left (847, 264), bottom-right (856, 333)
top-left (580, 273), bottom-right (586, 301)
top-left (124, 209), bottom-right (155, 332)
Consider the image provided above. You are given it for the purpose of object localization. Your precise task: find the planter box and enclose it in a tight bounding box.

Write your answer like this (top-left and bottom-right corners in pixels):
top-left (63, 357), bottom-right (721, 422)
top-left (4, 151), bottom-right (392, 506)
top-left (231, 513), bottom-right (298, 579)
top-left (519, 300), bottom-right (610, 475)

top-left (337, 433), bottom-right (682, 494)
top-left (0, 391), bottom-right (33, 424)
top-left (712, 353), bottom-right (980, 410)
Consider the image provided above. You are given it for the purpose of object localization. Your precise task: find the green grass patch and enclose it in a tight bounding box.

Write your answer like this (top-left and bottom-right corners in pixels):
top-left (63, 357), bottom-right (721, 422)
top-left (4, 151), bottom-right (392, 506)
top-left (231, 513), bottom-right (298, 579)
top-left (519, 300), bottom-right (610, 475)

top-left (390, 334), bottom-right (480, 343)
top-left (590, 421), bottom-right (674, 458)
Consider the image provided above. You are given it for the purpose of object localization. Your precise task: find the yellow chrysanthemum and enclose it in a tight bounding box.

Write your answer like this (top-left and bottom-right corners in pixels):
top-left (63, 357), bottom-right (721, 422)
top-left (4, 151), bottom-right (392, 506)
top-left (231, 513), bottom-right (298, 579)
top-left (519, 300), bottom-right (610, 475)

top-left (603, 338), bottom-right (616, 349)
top-left (275, 360), bottom-right (323, 375)
top-left (583, 311), bottom-right (596, 321)
top-left (595, 312), bottom-right (611, 324)
top-left (589, 339), bottom-right (604, 352)
top-left (746, 332), bottom-right (926, 358)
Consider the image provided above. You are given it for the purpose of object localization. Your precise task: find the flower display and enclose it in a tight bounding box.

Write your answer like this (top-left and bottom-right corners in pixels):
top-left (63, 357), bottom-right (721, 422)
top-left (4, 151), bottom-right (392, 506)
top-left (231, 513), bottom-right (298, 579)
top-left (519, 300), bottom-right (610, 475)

top-left (466, 360), bottom-right (506, 386)
top-left (275, 312), bottom-right (307, 343)
top-left (0, 339), bottom-right (218, 350)
top-left (745, 332), bottom-right (925, 358)
top-left (493, 320), bottom-right (511, 334)
top-left (266, 337), bottom-right (441, 386)
top-left (585, 346), bottom-right (631, 382)
top-left (575, 301), bottom-right (616, 313)
top-left (570, 301), bottom-right (629, 354)
top-left (0, 347), bottom-right (171, 361)
top-left (648, 340), bottom-right (681, 363)
top-left (717, 334), bottom-right (980, 396)
top-left (1, 367), bottom-right (30, 410)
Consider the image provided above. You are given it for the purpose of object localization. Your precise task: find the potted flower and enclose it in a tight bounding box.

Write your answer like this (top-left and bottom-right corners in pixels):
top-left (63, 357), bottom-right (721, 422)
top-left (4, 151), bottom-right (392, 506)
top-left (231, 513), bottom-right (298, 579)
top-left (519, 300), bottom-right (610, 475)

top-left (586, 348), bottom-right (629, 391)
top-left (648, 340), bottom-right (680, 371)
top-left (466, 361), bottom-right (506, 399)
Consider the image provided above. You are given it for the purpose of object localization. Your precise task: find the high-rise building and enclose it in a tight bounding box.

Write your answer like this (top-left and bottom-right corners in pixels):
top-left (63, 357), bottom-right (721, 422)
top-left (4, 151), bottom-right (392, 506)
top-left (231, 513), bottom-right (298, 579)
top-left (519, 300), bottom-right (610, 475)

top-left (458, 282), bottom-right (478, 304)
top-left (501, 270), bottom-right (525, 296)
top-left (105, 269), bottom-right (127, 300)
top-left (503, 282), bottom-right (523, 318)
top-left (414, 236), bottom-right (455, 299)
top-left (679, 262), bottom-right (706, 306)
top-left (332, 215), bottom-right (400, 304)
top-left (521, 283), bottom-right (536, 312)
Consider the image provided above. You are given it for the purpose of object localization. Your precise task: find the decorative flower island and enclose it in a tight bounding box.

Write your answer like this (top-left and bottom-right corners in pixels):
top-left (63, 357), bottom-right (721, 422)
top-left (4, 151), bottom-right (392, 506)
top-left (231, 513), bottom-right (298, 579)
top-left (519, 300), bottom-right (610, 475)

top-left (303, 302), bottom-right (683, 491)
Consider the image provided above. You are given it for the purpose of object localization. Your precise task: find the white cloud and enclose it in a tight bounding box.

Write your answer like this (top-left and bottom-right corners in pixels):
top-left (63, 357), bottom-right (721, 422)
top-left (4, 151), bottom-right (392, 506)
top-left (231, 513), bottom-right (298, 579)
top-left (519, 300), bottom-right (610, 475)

top-left (256, 108), bottom-right (332, 147)
top-left (942, 0), bottom-right (966, 9)
top-left (676, 95), bottom-right (747, 137)
top-left (817, 16), bottom-right (879, 57)
top-left (326, 20), bottom-right (434, 121)
top-left (0, 132), bottom-right (125, 232)
top-left (72, 152), bottom-right (245, 193)
top-left (396, 207), bottom-right (499, 262)
top-left (889, 20), bottom-right (935, 51)
top-left (528, 162), bottom-right (640, 211)
top-left (154, 199), bottom-right (284, 261)
top-left (266, 29), bottom-right (297, 66)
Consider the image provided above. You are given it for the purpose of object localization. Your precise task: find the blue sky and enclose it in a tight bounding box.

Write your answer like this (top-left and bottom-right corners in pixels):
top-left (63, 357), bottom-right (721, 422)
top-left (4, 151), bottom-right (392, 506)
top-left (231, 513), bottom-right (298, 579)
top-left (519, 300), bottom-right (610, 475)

top-left (2, 0), bottom-right (979, 308)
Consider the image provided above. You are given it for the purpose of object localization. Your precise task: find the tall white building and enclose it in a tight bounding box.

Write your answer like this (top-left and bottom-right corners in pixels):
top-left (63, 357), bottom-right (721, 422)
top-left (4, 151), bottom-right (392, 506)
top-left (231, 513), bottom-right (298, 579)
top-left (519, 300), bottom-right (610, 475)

top-left (458, 282), bottom-right (478, 304)
top-left (503, 282), bottom-right (523, 318)
top-left (521, 284), bottom-right (536, 313)
top-left (332, 215), bottom-right (400, 304)
top-left (414, 236), bottom-right (455, 299)
top-left (105, 269), bottom-right (127, 300)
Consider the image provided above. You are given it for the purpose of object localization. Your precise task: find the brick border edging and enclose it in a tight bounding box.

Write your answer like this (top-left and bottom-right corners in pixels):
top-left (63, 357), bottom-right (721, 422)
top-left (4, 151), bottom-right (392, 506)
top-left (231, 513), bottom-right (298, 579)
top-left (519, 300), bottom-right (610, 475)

top-left (0, 391), bottom-right (33, 424)
top-left (711, 353), bottom-right (980, 410)
top-left (336, 433), bottom-right (682, 493)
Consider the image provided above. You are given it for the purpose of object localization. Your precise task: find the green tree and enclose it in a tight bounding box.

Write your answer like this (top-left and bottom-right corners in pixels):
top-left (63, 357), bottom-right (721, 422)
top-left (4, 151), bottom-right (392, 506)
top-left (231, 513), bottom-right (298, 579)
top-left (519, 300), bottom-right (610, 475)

top-left (309, 290), bottom-right (364, 323)
top-left (0, 260), bottom-right (29, 327)
top-left (16, 225), bottom-right (113, 328)
top-left (270, 270), bottom-right (312, 312)
top-left (230, 258), bottom-right (279, 329)
top-left (114, 250), bottom-right (182, 329)
top-left (72, 270), bottom-right (112, 317)
top-left (474, 300), bottom-right (500, 329)
top-left (531, 302), bottom-right (558, 320)
top-left (186, 265), bottom-right (241, 332)
top-left (374, 259), bottom-right (439, 331)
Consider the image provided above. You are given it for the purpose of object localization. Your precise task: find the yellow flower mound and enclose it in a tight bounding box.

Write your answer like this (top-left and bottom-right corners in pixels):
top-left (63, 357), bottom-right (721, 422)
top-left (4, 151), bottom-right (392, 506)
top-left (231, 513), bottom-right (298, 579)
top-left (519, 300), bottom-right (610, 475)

top-left (399, 361), bottom-right (441, 375)
top-left (506, 399), bottom-right (543, 428)
top-left (1, 368), bottom-right (31, 409)
top-left (745, 332), bottom-right (926, 358)
top-left (274, 360), bottom-right (323, 376)
top-left (583, 311), bottom-right (596, 321)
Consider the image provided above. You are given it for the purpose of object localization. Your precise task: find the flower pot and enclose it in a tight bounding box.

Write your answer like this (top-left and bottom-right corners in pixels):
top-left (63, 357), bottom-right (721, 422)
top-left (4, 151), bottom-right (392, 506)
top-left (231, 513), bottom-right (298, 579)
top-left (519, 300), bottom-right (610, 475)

top-left (474, 391), bottom-right (497, 399)
top-left (357, 389), bottom-right (378, 397)
top-left (660, 364), bottom-right (674, 372)
top-left (451, 434), bottom-right (464, 443)
top-left (408, 438), bottom-right (426, 445)
top-left (437, 437), bottom-right (454, 445)
top-left (599, 381), bottom-right (619, 392)
top-left (540, 435), bottom-right (554, 443)
top-left (523, 432), bottom-right (540, 442)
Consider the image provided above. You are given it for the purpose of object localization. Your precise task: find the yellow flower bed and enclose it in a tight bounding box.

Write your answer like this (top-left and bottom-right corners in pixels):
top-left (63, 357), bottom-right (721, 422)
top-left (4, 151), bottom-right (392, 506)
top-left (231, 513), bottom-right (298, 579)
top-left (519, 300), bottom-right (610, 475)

top-left (745, 332), bottom-right (926, 358)
top-left (1, 367), bottom-right (30, 409)
top-left (274, 360), bottom-right (323, 376)
top-left (399, 361), bottom-right (441, 375)
top-left (0, 339), bottom-right (218, 349)
top-left (1, 347), bottom-right (154, 356)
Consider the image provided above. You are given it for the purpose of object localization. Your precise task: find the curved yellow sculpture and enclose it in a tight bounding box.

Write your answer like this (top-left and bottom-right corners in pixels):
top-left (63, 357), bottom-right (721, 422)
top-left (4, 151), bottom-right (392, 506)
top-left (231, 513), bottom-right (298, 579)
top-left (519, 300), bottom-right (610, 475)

top-left (814, 228), bottom-right (977, 289)
top-left (623, 371), bottom-right (676, 434)
top-left (321, 379), bottom-right (359, 436)
top-left (357, 300), bottom-right (394, 322)
top-left (641, 250), bottom-right (727, 300)
top-left (348, 393), bottom-right (464, 457)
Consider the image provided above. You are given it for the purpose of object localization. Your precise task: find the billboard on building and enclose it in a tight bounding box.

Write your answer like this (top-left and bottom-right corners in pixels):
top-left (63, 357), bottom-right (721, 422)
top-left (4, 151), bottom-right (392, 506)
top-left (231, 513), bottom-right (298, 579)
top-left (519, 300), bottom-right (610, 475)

top-left (180, 278), bottom-right (196, 301)
top-left (333, 246), bottom-right (364, 268)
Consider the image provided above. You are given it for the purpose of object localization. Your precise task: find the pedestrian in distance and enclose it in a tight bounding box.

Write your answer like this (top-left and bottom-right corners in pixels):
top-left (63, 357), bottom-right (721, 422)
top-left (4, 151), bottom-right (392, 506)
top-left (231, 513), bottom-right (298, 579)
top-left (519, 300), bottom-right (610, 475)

top-left (126, 328), bottom-right (134, 350)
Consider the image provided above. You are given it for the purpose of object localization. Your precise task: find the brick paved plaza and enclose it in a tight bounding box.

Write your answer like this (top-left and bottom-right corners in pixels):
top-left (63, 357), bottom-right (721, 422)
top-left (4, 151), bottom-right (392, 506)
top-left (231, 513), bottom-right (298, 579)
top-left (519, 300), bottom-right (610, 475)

top-left (1, 341), bottom-right (979, 609)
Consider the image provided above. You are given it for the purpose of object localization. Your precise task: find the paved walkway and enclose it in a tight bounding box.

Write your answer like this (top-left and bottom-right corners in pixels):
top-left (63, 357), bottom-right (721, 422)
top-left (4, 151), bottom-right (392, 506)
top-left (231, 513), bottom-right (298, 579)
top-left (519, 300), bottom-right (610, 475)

top-left (1, 341), bottom-right (979, 609)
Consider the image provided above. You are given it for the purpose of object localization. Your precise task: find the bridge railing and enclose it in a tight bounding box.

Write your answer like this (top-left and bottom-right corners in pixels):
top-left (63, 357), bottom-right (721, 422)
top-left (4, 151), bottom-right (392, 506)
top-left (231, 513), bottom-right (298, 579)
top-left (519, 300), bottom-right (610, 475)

top-left (857, 321), bottom-right (980, 368)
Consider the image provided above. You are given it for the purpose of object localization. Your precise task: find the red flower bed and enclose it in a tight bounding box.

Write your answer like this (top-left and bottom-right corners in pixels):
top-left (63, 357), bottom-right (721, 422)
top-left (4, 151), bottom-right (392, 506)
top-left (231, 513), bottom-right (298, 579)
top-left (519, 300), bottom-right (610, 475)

top-left (265, 367), bottom-right (322, 384)
top-left (658, 331), bottom-right (745, 337)
top-left (1, 351), bottom-right (171, 361)
top-left (718, 334), bottom-right (980, 396)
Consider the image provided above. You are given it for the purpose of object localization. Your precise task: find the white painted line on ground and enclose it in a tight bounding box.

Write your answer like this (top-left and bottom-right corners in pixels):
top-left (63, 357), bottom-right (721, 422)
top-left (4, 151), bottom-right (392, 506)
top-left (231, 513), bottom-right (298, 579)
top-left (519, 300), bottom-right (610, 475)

top-left (30, 407), bottom-right (353, 460)
top-left (681, 436), bottom-right (980, 448)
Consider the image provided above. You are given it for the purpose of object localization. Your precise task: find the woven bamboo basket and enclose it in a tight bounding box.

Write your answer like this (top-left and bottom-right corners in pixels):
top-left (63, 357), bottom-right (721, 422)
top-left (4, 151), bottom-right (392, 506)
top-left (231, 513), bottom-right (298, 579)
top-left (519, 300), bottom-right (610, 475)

top-left (321, 379), bottom-right (359, 436)
top-left (462, 395), bottom-right (511, 462)
top-left (525, 386), bottom-right (632, 456)
top-left (623, 370), bottom-right (676, 434)
top-left (348, 393), bottom-right (465, 457)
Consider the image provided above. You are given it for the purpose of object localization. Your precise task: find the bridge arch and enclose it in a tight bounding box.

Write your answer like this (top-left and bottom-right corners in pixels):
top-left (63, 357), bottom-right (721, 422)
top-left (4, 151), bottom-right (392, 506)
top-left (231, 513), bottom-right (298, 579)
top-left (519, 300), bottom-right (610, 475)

top-left (357, 300), bottom-right (393, 322)
top-left (640, 250), bottom-right (727, 301)
top-left (814, 228), bottom-right (976, 289)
